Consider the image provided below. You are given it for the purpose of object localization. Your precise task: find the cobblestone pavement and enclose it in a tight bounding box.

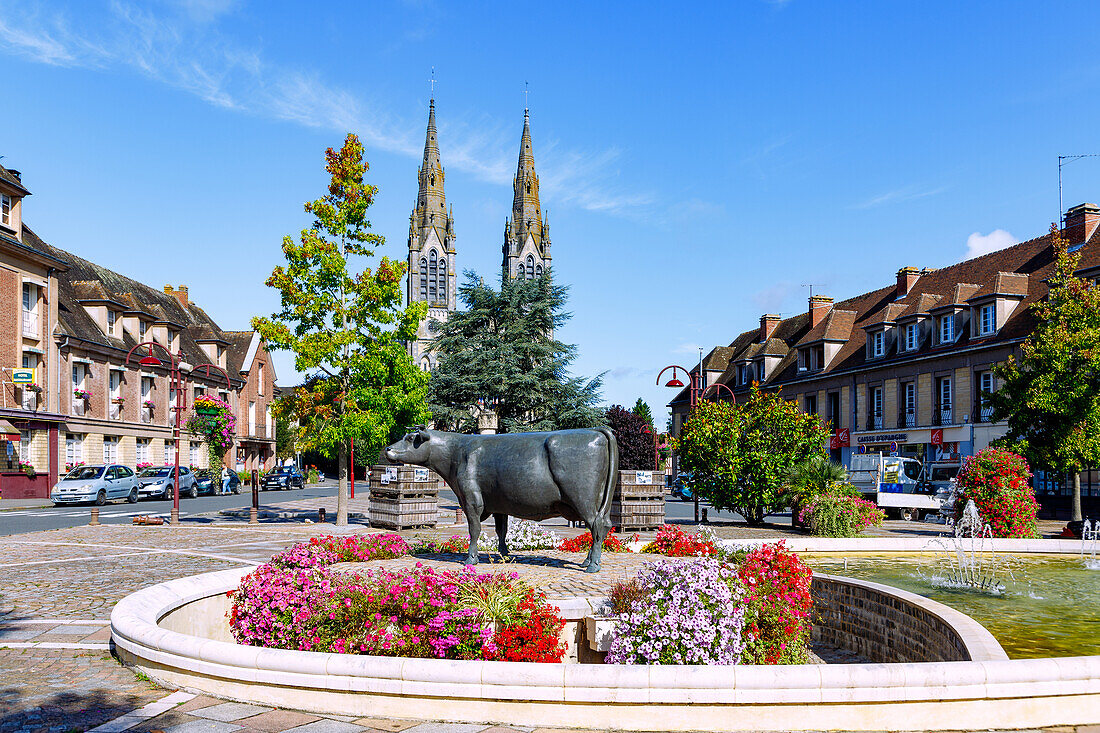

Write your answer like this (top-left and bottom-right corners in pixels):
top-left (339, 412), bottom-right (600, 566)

top-left (0, 519), bottom-right (1086, 733)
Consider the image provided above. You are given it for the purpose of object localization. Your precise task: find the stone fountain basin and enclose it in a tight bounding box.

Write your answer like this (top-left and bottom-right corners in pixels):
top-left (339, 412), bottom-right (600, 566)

top-left (110, 562), bottom-right (1100, 731)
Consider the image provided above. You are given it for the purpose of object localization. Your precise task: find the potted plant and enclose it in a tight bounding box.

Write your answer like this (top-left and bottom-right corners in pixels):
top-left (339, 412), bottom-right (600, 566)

top-left (73, 388), bottom-right (91, 400)
top-left (112, 397), bottom-right (126, 405)
top-left (19, 461), bottom-right (36, 478)
top-left (143, 399), bottom-right (155, 409)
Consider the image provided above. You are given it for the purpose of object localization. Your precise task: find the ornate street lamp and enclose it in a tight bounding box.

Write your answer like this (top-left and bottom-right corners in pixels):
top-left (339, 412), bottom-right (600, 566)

top-left (702, 383), bottom-right (736, 403)
top-left (125, 342), bottom-right (230, 525)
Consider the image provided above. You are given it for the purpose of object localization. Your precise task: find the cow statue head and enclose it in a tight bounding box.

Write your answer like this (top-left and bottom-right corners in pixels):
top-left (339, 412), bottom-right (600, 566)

top-left (384, 429), bottom-right (431, 465)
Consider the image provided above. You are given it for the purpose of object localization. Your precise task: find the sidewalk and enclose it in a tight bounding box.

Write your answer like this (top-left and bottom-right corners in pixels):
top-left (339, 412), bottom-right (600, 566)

top-left (0, 497), bottom-right (53, 511)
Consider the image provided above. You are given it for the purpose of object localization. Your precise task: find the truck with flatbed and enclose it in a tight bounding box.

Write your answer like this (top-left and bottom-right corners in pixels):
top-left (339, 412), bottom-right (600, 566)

top-left (848, 452), bottom-right (943, 521)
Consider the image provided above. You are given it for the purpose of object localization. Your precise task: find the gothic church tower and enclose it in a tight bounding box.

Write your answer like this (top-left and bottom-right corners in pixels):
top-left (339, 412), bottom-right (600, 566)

top-left (502, 109), bottom-right (551, 281)
top-left (407, 98), bottom-right (457, 370)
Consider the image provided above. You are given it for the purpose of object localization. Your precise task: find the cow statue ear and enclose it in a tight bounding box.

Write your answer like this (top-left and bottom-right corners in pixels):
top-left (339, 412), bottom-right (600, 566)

top-left (414, 429), bottom-right (429, 447)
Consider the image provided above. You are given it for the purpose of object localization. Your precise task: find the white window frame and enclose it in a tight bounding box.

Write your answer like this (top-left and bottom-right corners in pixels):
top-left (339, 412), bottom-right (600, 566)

top-left (20, 430), bottom-right (32, 466)
top-left (980, 370), bottom-right (994, 395)
top-left (940, 314), bottom-right (955, 343)
top-left (190, 442), bottom-right (200, 466)
top-left (979, 304), bottom-right (995, 335)
top-left (103, 436), bottom-right (119, 464)
top-left (164, 439), bottom-right (176, 465)
top-left (66, 433), bottom-right (84, 466)
top-left (107, 309), bottom-right (117, 335)
top-left (939, 377), bottom-right (953, 409)
top-left (904, 382), bottom-right (916, 413)
top-left (872, 331), bottom-right (885, 357)
top-left (248, 400), bottom-right (256, 435)
top-left (257, 364), bottom-right (264, 395)
top-left (1, 193), bottom-right (11, 227)
top-left (905, 323), bottom-right (918, 351)
top-left (266, 404), bottom-right (272, 437)
top-left (139, 319), bottom-right (147, 340)
top-left (136, 438), bottom-right (149, 463)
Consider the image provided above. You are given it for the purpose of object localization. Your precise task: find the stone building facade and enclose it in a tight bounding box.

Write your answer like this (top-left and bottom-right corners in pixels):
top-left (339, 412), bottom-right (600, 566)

top-left (669, 203), bottom-right (1100, 519)
top-left (0, 163), bottom-right (277, 499)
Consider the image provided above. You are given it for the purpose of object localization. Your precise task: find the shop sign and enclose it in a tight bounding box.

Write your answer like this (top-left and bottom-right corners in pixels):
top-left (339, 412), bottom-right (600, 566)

top-left (857, 432), bottom-right (909, 444)
top-left (931, 428), bottom-right (944, 446)
top-left (835, 428), bottom-right (850, 448)
top-left (12, 368), bottom-right (35, 384)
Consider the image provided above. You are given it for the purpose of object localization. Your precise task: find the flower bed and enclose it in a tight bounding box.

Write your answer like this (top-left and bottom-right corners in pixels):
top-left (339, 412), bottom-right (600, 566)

top-left (954, 447), bottom-right (1039, 538)
top-left (229, 534), bottom-right (566, 663)
top-left (558, 530), bottom-right (634, 553)
top-left (640, 524), bottom-right (717, 556)
top-left (477, 519), bottom-right (561, 551)
top-left (798, 489), bottom-right (885, 538)
top-left (602, 541), bottom-right (812, 666)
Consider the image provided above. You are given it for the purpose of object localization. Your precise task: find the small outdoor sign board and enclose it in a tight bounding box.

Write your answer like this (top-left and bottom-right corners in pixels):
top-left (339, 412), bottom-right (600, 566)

top-left (635, 471), bottom-right (653, 485)
top-left (380, 466), bottom-right (399, 485)
top-left (413, 467), bottom-right (429, 482)
top-left (12, 369), bottom-right (35, 384)
top-left (195, 405), bottom-right (219, 416)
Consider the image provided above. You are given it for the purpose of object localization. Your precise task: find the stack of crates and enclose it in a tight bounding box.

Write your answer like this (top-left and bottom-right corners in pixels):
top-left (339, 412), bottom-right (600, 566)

top-left (368, 465), bottom-right (442, 530)
top-left (610, 469), bottom-right (665, 532)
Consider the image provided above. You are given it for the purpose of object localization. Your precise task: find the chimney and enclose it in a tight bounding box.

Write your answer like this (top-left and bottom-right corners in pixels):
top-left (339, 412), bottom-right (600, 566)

top-left (1064, 203), bottom-right (1100, 246)
top-left (809, 295), bottom-right (833, 328)
top-left (896, 266), bottom-right (920, 299)
top-left (759, 314), bottom-right (780, 342)
top-left (8, 169), bottom-right (21, 182)
top-left (164, 284), bottom-right (189, 307)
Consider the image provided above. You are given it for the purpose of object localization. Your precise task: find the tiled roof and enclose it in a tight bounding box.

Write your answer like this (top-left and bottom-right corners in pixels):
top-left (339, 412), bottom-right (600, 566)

top-left (671, 222), bottom-right (1100, 407)
top-left (0, 163), bottom-right (30, 196)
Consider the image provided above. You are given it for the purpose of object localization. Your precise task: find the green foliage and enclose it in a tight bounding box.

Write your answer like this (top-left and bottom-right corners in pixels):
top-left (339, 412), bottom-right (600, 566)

top-left (784, 454), bottom-right (848, 506)
top-left (252, 134), bottom-right (430, 521)
top-left (606, 404), bottom-right (655, 470)
top-left (274, 412), bottom-right (296, 459)
top-left (955, 448), bottom-right (1039, 538)
top-left (798, 485), bottom-right (885, 537)
top-left (675, 386), bottom-right (830, 525)
top-left (427, 271), bottom-right (604, 433)
top-left (633, 398), bottom-right (654, 431)
top-left (989, 224), bottom-right (1100, 520)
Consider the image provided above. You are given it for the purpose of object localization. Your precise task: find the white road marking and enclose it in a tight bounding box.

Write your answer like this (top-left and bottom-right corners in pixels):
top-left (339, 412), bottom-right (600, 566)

top-left (85, 690), bottom-right (196, 733)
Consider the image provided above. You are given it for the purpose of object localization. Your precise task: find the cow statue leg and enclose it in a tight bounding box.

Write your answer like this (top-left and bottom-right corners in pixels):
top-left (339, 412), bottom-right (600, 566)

top-left (494, 513), bottom-right (510, 558)
top-left (581, 515), bottom-right (611, 573)
top-left (462, 490), bottom-right (485, 566)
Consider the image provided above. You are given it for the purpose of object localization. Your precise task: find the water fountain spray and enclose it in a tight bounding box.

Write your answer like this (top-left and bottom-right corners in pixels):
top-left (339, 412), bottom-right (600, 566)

top-left (923, 500), bottom-right (1004, 592)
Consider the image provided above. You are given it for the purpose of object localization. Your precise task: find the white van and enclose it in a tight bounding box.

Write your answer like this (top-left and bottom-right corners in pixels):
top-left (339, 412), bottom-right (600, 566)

top-left (848, 453), bottom-right (942, 521)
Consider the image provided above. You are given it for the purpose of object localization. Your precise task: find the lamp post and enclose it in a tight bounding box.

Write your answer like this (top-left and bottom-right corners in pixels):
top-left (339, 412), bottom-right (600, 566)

top-left (126, 343), bottom-right (230, 525)
top-left (702, 383), bottom-right (736, 402)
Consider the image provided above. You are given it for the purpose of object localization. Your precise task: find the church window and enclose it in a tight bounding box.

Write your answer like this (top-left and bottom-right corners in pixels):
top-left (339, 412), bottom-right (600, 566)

top-left (535, 264), bottom-right (542, 278)
top-left (526, 255), bottom-right (534, 280)
top-left (526, 183), bottom-right (530, 194)
top-left (419, 258), bottom-right (428, 301)
top-left (438, 258), bottom-right (447, 303)
top-left (420, 357), bottom-right (431, 372)
top-left (428, 250), bottom-right (438, 301)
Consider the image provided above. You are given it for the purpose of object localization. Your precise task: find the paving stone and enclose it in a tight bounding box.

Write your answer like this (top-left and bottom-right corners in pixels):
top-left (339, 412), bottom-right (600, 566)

top-left (0, 627), bottom-right (45, 640)
top-left (402, 725), bottom-right (489, 733)
top-left (161, 720), bottom-right (244, 733)
top-left (190, 703), bottom-right (275, 722)
top-left (282, 720), bottom-right (365, 733)
top-left (235, 710), bottom-right (320, 733)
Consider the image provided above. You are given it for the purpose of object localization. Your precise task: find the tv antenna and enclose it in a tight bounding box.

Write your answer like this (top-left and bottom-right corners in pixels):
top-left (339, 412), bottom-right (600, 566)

top-left (802, 283), bottom-right (825, 299)
top-left (524, 81), bottom-right (529, 112)
top-left (1059, 154), bottom-right (1100, 225)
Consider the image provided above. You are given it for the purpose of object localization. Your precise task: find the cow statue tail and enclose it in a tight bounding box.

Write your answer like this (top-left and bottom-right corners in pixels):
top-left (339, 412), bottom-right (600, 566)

top-left (595, 426), bottom-right (618, 525)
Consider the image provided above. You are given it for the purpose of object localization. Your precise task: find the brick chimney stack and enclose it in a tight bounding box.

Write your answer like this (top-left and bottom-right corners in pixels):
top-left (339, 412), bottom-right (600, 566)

top-left (164, 284), bottom-right (189, 307)
top-left (896, 266), bottom-right (920, 299)
top-left (1064, 203), bottom-right (1100, 246)
top-left (809, 295), bottom-right (833, 328)
top-left (759, 314), bottom-right (780, 342)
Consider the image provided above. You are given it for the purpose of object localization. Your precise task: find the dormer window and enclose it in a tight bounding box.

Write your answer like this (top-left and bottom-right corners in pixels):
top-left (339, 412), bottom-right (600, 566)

top-left (978, 304), bottom-right (995, 336)
top-left (139, 319), bottom-right (147, 340)
top-left (738, 364), bottom-right (748, 385)
top-left (1, 194), bottom-right (11, 227)
top-left (107, 309), bottom-right (117, 335)
top-left (871, 331), bottom-right (885, 357)
top-left (904, 322), bottom-right (918, 351)
top-left (939, 314), bottom-right (955, 344)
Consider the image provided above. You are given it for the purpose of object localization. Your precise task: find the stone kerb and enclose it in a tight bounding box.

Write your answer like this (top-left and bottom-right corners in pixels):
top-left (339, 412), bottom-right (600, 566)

top-left (110, 565), bottom-right (1100, 731)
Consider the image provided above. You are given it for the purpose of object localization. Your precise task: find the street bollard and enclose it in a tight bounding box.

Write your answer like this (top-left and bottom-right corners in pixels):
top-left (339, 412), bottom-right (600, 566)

top-left (701, 508), bottom-right (709, 524)
top-left (249, 506), bottom-right (258, 524)
top-left (454, 507), bottom-right (462, 525)
top-left (89, 507), bottom-right (99, 526)
top-left (249, 469), bottom-right (259, 525)
top-left (318, 507), bottom-right (326, 523)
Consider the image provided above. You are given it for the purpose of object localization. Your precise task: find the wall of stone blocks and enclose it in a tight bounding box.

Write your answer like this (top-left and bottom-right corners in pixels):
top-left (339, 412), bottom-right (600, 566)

top-left (811, 576), bottom-right (970, 663)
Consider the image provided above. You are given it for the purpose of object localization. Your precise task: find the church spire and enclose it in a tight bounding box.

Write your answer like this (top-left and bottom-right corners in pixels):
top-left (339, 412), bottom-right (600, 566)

top-left (511, 108), bottom-right (543, 239)
top-left (417, 98), bottom-right (446, 216)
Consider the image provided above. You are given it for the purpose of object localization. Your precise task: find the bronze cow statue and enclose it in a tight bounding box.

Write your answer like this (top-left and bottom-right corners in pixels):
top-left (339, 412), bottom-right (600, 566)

top-left (384, 427), bottom-right (619, 573)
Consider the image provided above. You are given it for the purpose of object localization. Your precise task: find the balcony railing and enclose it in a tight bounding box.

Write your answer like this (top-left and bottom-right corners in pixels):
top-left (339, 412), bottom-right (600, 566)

top-left (109, 404), bottom-right (121, 420)
top-left (71, 399), bottom-right (85, 417)
top-left (977, 404), bottom-right (995, 423)
top-left (898, 410), bottom-right (917, 429)
top-left (932, 406), bottom-right (953, 426)
top-left (20, 388), bottom-right (37, 411)
top-left (141, 407), bottom-right (152, 424)
top-left (22, 310), bottom-right (37, 338)
top-left (866, 412), bottom-right (884, 431)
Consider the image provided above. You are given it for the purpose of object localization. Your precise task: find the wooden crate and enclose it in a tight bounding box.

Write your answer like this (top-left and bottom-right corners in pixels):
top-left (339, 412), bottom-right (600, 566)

top-left (368, 495), bottom-right (439, 530)
top-left (368, 464), bottom-right (441, 529)
top-left (614, 470), bottom-right (665, 500)
top-left (611, 498), bottom-right (665, 532)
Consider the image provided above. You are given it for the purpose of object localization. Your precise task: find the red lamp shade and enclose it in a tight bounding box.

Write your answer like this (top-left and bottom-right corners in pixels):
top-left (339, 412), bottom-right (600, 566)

top-left (665, 378), bottom-right (685, 388)
top-left (139, 356), bottom-right (162, 367)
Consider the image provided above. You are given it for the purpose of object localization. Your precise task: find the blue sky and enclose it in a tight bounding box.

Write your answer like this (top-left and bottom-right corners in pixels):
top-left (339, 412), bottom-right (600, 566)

top-left (4, 1), bottom-right (1100, 425)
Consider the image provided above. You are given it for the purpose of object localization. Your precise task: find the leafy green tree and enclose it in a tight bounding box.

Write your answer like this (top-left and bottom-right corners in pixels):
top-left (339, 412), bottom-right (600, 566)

top-left (274, 412), bottom-right (296, 460)
top-left (633, 398), bottom-right (654, 432)
top-left (989, 224), bottom-right (1100, 521)
top-left (253, 134), bottom-right (430, 524)
top-left (606, 404), bottom-right (655, 470)
top-left (427, 271), bottom-right (604, 433)
top-left (785, 455), bottom-right (848, 506)
top-left (676, 386), bottom-right (829, 525)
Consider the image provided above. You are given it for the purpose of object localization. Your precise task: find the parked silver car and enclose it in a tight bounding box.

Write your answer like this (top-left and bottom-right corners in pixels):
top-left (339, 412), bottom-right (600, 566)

top-left (137, 466), bottom-right (198, 500)
top-left (51, 464), bottom-right (139, 506)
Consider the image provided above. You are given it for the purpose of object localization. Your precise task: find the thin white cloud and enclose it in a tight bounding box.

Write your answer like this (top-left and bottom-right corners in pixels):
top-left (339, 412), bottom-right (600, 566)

top-left (673, 342), bottom-right (703, 355)
top-left (966, 229), bottom-right (1018, 259)
top-left (751, 280), bottom-right (797, 312)
top-left (0, 1), bottom-right (651, 218)
top-left (851, 185), bottom-right (947, 210)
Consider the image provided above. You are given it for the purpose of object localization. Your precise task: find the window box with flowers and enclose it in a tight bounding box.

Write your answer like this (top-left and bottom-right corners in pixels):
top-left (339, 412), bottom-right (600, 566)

top-left (73, 389), bottom-right (91, 401)
top-left (18, 461), bottom-right (36, 478)
top-left (143, 400), bottom-right (155, 409)
top-left (112, 397), bottom-right (126, 406)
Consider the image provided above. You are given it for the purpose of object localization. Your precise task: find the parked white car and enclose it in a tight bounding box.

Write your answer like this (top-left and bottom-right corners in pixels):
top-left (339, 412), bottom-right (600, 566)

top-left (51, 464), bottom-right (140, 506)
top-left (137, 466), bottom-right (198, 500)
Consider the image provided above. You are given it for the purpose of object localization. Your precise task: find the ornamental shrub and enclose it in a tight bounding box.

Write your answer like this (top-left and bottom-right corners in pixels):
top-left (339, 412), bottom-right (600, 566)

top-left (557, 531), bottom-right (633, 553)
top-left (185, 395), bottom-right (237, 467)
top-left (954, 447), bottom-right (1038, 538)
top-left (640, 524), bottom-right (717, 556)
top-left (798, 484), bottom-right (885, 538)
top-left (737, 542), bottom-right (813, 664)
top-left (605, 558), bottom-right (745, 665)
top-left (481, 586), bottom-right (567, 663)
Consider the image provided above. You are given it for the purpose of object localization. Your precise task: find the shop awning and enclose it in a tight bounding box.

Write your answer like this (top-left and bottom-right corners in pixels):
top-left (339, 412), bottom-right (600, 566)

top-left (0, 419), bottom-right (20, 440)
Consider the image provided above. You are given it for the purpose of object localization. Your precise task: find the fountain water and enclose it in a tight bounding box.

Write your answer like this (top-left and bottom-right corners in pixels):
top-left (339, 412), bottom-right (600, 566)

top-left (922, 500), bottom-right (1005, 592)
top-left (1083, 520), bottom-right (1099, 569)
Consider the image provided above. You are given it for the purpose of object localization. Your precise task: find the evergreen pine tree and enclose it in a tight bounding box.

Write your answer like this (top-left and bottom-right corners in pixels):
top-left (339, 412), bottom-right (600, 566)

top-left (633, 398), bottom-right (654, 431)
top-left (427, 271), bottom-right (604, 433)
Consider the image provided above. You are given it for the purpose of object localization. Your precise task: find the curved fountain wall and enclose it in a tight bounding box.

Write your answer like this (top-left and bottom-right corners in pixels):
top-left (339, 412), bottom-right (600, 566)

top-left (110, 564), bottom-right (1100, 731)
